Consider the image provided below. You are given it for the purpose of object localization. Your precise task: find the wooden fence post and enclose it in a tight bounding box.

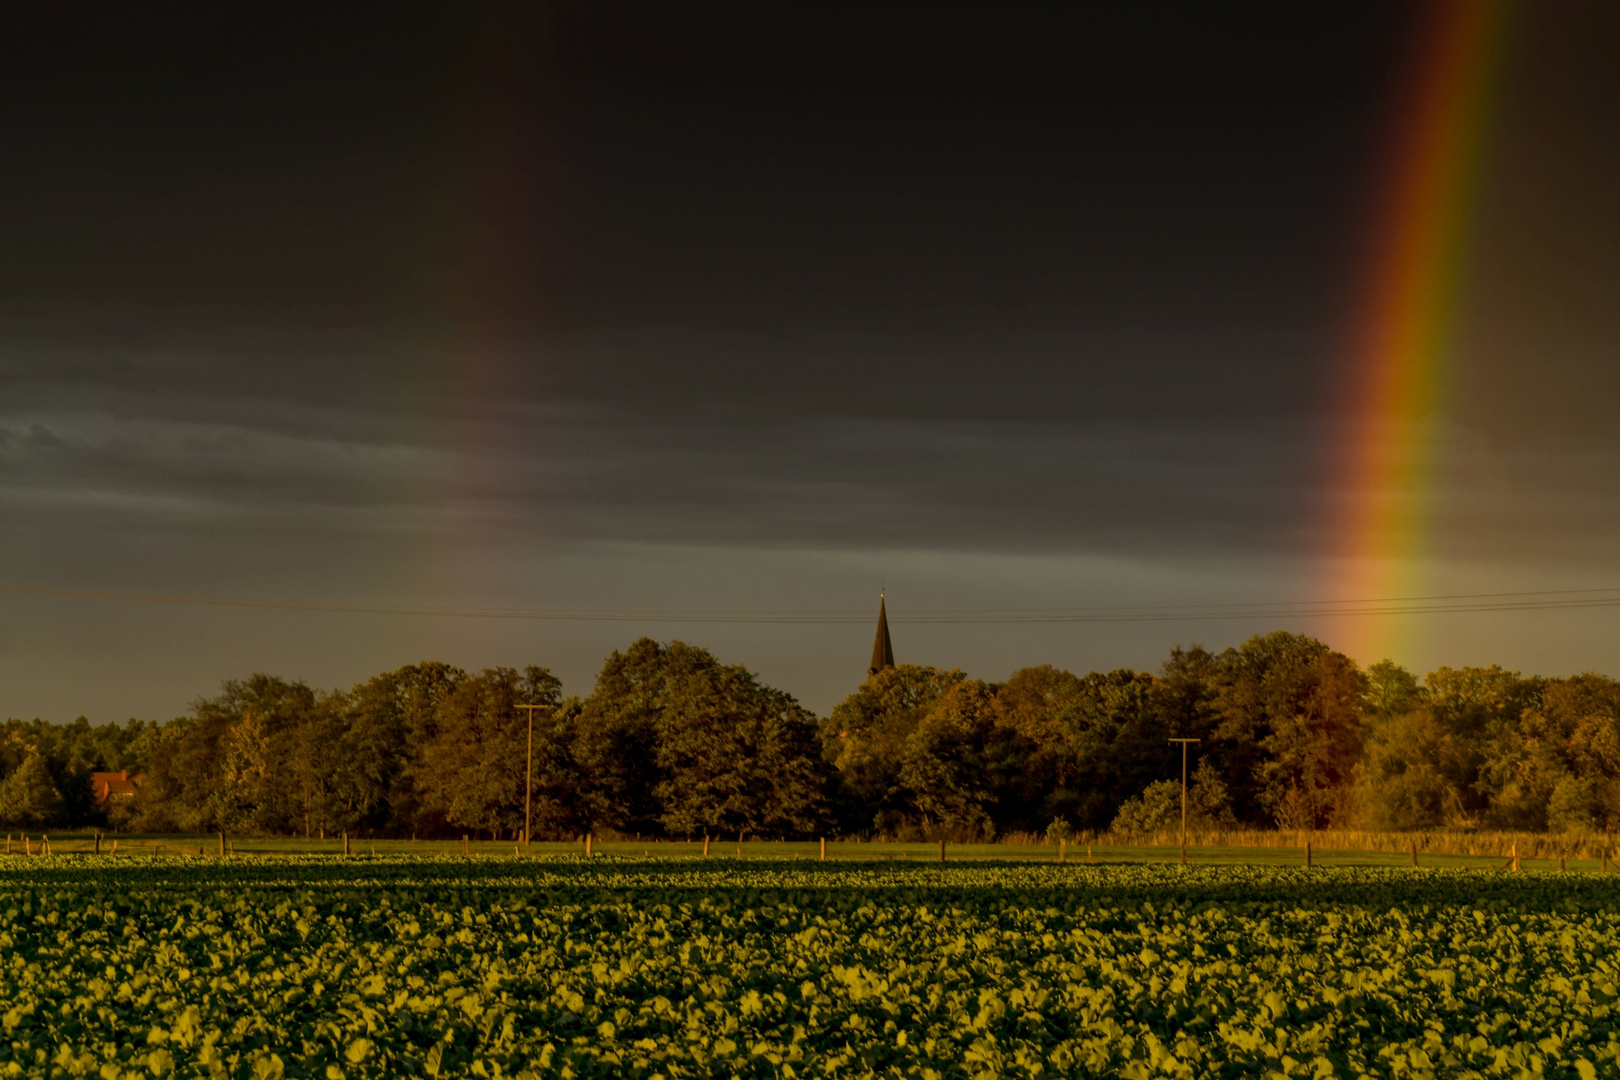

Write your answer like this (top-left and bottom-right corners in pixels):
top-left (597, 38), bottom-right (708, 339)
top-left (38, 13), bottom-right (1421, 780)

top-left (1305, 841), bottom-right (1312, 868)
top-left (1411, 841), bottom-right (1417, 868)
top-left (585, 833), bottom-right (593, 857)
top-left (94, 832), bottom-right (101, 855)
top-left (819, 837), bottom-right (826, 861)
top-left (938, 839), bottom-right (946, 863)
top-left (1511, 842), bottom-right (1520, 872)
top-left (703, 835), bottom-right (710, 857)
top-left (463, 834), bottom-right (469, 857)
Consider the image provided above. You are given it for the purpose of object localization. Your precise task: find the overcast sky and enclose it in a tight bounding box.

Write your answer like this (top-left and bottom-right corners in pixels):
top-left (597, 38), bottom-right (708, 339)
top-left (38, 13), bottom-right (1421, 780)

top-left (3, 1), bottom-right (1618, 721)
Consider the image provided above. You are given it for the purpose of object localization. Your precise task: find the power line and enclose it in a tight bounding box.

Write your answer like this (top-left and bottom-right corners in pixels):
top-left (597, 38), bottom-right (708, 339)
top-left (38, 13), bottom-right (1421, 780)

top-left (2, 583), bottom-right (1619, 624)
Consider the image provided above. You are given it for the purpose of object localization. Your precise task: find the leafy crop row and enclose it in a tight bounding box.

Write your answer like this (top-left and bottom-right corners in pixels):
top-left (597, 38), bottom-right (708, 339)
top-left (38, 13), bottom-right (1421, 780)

top-left (0, 856), bottom-right (1616, 1078)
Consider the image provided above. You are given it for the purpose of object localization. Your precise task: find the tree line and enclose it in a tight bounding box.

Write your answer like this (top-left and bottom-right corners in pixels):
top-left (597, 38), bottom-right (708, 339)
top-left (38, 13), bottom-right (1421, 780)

top-left (2, 631), bottom-right (1618, 838)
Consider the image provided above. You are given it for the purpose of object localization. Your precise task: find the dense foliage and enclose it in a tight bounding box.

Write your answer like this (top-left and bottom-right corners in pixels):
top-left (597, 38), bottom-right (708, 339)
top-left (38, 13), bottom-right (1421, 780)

top-left (1, 856), bottom-right (1618, 1078)
top-left (3, 632), bottom-right (1619, 839)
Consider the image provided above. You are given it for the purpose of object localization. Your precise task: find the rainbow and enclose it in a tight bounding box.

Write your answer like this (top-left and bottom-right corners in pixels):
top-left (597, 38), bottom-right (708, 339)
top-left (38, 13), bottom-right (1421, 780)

top-left (409, 5), bottom-right (571, 627)
top-left (1330, 0), bottom-right (1510, 665)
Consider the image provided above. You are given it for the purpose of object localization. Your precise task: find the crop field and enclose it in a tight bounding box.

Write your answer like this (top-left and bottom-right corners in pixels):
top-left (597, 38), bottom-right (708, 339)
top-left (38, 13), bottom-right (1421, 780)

top-left (1, 857), bottom-right (1617, 1078)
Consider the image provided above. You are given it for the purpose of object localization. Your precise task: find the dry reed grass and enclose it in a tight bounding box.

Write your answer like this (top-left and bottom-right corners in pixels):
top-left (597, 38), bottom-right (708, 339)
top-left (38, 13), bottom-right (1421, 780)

top-left (1002, 827), bottom-right (1615, 860)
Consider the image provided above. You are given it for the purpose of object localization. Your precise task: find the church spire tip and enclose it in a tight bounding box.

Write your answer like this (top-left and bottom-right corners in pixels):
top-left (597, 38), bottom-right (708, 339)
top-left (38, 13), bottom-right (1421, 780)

top-left (868, 593), bottom-right (895, 678)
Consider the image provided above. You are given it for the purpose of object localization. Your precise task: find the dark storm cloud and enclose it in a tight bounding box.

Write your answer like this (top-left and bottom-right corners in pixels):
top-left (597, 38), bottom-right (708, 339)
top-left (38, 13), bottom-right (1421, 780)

top-left (7, 2), bottom-right (1620, 723)
top-left (0, 2), bottom-right (1395, 327)
top-left (0, 1), bottom-right (1616, 586)
top-left (0, 329), bottom-right (1321, 557)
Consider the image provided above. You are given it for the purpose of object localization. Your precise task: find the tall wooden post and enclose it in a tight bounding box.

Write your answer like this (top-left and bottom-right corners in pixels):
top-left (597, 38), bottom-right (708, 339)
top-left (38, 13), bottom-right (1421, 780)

top-left (517, 704), bottom-right (548, 850)
top-left (938, 839), bottom-right (946, 862)
top-left (1169, 738), bottom-right (1200, 865)
top-left (819, 837), bottom-right (826, 861)
top-left (703, 835), bottom-right (710, 856)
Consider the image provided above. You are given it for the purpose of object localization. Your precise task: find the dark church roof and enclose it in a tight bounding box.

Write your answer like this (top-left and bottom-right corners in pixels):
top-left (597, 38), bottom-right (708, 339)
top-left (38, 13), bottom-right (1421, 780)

top-left (869, 596), bottom-right (895, 677)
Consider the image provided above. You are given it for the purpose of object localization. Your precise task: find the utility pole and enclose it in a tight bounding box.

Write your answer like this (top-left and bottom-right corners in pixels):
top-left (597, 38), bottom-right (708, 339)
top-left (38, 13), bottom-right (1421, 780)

top-left (1168, 738), bottom-right (1201, 866)
top-left (516, 704), bottom-right (549, 848)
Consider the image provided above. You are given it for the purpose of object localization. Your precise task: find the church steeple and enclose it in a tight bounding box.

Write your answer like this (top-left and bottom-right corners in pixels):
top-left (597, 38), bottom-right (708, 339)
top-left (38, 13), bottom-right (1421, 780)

top-left (868, 593), bottom-right (895, 677)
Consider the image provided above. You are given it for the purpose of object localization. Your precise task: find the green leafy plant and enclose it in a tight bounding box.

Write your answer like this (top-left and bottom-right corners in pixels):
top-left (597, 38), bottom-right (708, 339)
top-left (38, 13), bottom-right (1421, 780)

top-left (1, 854), bottom-right (1617, 1078)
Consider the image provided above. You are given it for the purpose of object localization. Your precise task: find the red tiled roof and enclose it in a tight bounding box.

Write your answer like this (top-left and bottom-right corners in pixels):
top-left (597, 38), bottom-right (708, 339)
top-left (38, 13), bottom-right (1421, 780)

top-left (89, 771), bottom-right (143, 803)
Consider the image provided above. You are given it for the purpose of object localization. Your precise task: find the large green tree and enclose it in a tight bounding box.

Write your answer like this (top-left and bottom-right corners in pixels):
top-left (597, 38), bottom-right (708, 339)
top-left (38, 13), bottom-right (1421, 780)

top-left (573, 639), bottom-right (677, 834)
top-left (896, 680), bottom-right (1010, 840)
top-left (1049, 669), bottom-right (1170, 830)
top-left (1426, 665), bottom-right (1540, 828)
top-left (1358, 660), bottom-right (1469, 830)
top-left (205, 675), bottom-right (321, 834)
top-left (346, 660), bottom-right (466, 836)
top-left (992, 665), bottom-right (1089, 815)
top-left (1476, 673), bottom-right (1620, 832)
top-left (822, 664), bottom-right (964, 833)
top-left (415, 667), bottom-right (565, 839)
top-left (0, 753), bottom-right (63, 828)
top-left (125, 675), bottom-right (325, 835)
top-left (651, 644), bottom-right (828, 838)
top-left (1209, 632), bottom-right (1367, 828)
top-left (578, 639), bottom-right (828, 838)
